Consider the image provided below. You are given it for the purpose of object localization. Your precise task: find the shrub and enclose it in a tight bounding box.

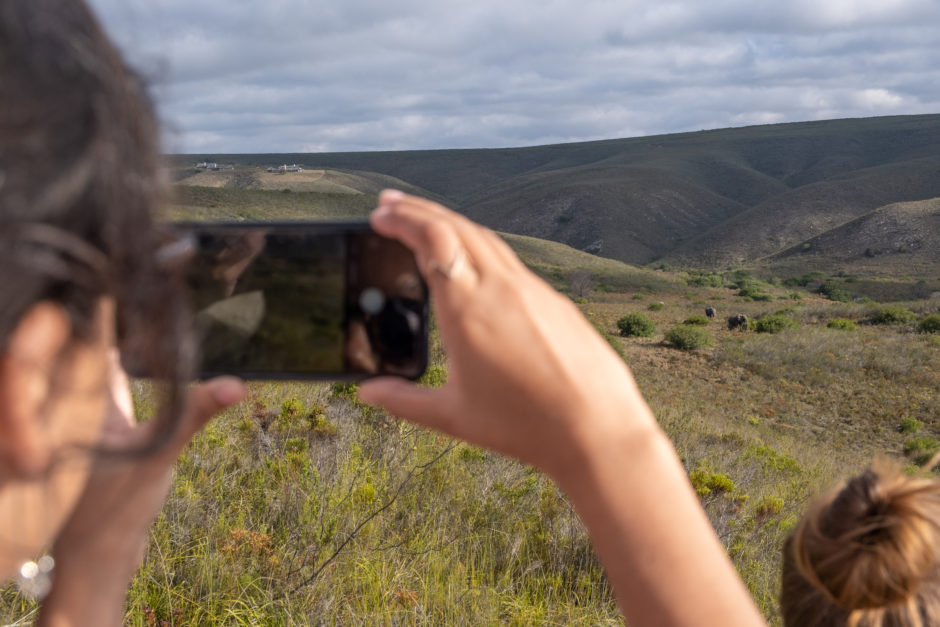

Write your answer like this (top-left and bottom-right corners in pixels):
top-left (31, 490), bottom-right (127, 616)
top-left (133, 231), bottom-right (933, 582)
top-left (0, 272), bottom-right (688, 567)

top-left (572, 296), bottom-right (589, 304)
top-left (827, 318), bottom-right (857, 331)
top-left (904, 436), bottom-right (939, 465)
top-left (783, 271), bottom-right (826, 288)
top-left (331, 382), bottom-right (358, 399)
top-left (919, 313), bottom-right (940, 334)
top-left (689, 470), bottom-right (735, 497)
top-left (686, 271), bottom-right (724, 288)
top-left (870, 306), bottom-right (917, 326)
top-left (307, 410), bottom-right (338, 438)
top-left (664, 325), bottom-right (713, 350)
top-left (753, 315), bottom-right (798, 334)
top-left (682, 315), bottom-right (710, 326)
top-left (755, 496), bottom-right (784, 517)
top-left (617, 313), bottom-right (657, 338)
top-left (738, 286), bottom-right (772, 301)
top-left (818, 280), bottom-right (852, 302)
top-left (899, 417), bottom-right (923, 434)
top-left (647, 302), bottom-right (665, 311)
top-left (280, 399), bottom-right (304, 421)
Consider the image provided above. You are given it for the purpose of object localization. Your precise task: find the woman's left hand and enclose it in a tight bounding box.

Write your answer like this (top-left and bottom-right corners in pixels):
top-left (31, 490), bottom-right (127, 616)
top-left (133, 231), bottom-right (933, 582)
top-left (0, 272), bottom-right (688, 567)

top-left (38, 352), bottom-right (246, 626)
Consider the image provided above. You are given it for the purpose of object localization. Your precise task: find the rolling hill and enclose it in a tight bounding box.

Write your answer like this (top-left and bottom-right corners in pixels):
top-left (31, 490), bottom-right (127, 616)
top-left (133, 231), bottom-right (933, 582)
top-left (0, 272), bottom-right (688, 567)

top-left (759, 197), bottom-right (940, 277)
top-left (170, 113), bottom-right (940, 277)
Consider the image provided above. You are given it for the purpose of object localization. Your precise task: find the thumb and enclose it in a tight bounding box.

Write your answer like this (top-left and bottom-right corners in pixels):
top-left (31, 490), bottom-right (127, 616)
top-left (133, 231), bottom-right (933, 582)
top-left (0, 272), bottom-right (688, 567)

top-left (358, 377), bottom-right (453, 433)
top-left (171, 376), bottom-right (247, 448)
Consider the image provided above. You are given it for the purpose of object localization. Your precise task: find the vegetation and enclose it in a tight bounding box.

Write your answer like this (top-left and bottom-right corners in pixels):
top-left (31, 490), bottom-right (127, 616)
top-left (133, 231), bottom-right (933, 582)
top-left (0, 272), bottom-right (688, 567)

top-left (752, 315), bottom-right (798, 334)
top-left (826, 318), bottom-right (857, 331)
top-left (617, 313), bottom-right (657, 338)
top-left (818, 280), bottom-right (852, 303)
top-left (664, 325), bottom-right (714, 350)
top-left (919, 313), bottom-right (940, 334)
top-left (169, 115), bottom-right (940, 276)
top-left (683, 315), bottom-right (710, 326)
top-left (904, 436), bottom-right (940, 465)
top-left (898, 417), bottom-right (924, 435)
top-left (0, 260), bottom-right (933, 625)
top-left (870, 306), bottom-right (917, 326)
top-left (5, 129), bottom-right (938, 623)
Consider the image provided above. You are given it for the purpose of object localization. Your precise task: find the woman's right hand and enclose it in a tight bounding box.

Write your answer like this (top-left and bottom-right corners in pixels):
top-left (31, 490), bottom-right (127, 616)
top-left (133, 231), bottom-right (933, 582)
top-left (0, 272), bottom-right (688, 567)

top-left (359, 191), bottom-right (766, 627)
top-left (358, 190), bottom-right (658, 479)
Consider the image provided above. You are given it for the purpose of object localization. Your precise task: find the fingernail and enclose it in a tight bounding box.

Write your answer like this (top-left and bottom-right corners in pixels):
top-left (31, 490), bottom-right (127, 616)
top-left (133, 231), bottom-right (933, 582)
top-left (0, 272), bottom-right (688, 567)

top-left (372, 204), bottom-right (391, 220)
top-left (380, 189), bottom-right (404, 204)
top-left (210, 377), bottom-right (247, 405)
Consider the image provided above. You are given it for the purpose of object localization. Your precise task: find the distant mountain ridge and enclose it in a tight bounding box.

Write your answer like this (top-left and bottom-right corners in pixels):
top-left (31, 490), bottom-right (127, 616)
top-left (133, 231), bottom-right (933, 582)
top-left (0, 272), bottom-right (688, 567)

top-left (171, 113), bottom-right (940, 276)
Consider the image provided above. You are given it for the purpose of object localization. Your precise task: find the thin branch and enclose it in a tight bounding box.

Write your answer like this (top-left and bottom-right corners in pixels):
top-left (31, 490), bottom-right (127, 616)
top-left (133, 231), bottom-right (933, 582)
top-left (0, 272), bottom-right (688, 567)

top-left (289, 443), bottom-right (456, 594)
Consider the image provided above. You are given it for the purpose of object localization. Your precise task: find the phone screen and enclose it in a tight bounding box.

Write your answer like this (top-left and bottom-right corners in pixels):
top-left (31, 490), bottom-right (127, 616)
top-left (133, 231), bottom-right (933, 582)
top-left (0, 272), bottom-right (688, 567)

top-left (176, 222), bottom-right (428, 380)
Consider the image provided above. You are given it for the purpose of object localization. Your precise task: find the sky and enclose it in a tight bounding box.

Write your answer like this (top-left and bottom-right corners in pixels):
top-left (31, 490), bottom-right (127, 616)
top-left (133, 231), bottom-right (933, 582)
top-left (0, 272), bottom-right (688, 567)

top-left (86, 0), bottom-right (940, 154)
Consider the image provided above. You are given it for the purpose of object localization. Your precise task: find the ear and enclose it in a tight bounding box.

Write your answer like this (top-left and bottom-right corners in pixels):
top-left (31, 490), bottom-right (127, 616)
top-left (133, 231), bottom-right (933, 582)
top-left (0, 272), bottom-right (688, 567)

top-left (0, 302), bottom-right (71, 479)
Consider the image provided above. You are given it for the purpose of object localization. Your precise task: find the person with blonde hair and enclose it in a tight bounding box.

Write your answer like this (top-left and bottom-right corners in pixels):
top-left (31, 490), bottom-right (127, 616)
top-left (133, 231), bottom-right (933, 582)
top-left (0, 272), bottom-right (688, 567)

top-left (782, 460), bottom-right (940, 626)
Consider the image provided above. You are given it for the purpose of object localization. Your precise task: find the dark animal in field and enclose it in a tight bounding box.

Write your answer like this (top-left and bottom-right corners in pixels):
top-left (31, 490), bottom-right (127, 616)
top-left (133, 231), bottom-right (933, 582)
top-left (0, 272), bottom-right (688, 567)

top-left (727, 313), bottom-right (748, 331)
top-left (705, 307), bottom-right (717, 318)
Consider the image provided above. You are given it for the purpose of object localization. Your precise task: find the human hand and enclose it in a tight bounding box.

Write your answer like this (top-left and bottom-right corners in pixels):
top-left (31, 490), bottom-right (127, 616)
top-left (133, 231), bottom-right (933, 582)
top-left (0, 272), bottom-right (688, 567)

top-left (358, 191), bottom-right (657, 479)
top-left (39, 352), bottom-right (246, 625)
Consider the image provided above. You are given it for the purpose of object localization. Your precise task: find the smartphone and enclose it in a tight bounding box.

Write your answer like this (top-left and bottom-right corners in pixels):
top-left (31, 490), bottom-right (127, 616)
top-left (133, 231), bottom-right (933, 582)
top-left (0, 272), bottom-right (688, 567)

top-left (163, 221), bottom-right (428, 380)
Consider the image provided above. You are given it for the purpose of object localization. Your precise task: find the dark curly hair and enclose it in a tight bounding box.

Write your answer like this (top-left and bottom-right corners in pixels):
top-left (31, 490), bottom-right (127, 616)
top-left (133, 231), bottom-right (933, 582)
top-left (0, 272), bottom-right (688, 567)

top-left (0, 0), bottom-right (194, 453)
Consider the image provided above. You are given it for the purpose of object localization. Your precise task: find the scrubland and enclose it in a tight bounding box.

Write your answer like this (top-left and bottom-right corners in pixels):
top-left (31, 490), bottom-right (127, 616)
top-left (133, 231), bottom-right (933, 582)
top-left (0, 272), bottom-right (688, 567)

top-left (1, 255), bottom-right (937, 626)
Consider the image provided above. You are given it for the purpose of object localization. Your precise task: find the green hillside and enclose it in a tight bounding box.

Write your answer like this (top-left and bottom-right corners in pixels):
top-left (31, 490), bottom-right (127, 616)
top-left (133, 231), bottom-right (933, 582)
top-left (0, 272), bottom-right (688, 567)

top-left (169, 114), bottom-right (940, 277)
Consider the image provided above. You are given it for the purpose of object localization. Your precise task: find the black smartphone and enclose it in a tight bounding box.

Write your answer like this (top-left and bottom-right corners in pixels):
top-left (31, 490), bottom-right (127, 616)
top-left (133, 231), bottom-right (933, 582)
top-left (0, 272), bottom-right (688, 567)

top-left (164, 221), bottom-right (428, 380)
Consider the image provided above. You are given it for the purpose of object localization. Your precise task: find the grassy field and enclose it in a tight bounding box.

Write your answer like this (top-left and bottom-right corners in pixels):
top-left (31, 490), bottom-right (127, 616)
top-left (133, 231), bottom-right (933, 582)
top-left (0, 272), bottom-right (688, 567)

top-left (1, 173), bottom-right (938, 624)
top-left (1, 246), bottom-right (937, 625)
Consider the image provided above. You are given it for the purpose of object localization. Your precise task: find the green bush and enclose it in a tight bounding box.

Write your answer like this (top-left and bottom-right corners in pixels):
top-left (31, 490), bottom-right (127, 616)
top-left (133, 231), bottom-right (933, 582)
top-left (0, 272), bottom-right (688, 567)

top-left (818, 280), bottom-right (852, 302)
top-left (738, 286), bottom-right (773, 302)
top-left (307, 410), bottom-right (339, 438)
top-left (683, 315), bottom-right (710, 326)
top-left (617, 313), bottom-right (657, 338)
top-left (280, 399), bottom-right (304, 420)
top-left (827, 318), bottom-right (857, 331)
top-left (870, 306), bottom-right (917, 326)
top-left (755, 496), bottom-right (784, 517)
top-left (899, 417), bottom-right (923, 434)
top-left (647, 302), bottom-right (665, 311)
top-left (753, 315), bottom-right (799, 334)
top-left (686, 271), bottom-right (724, 288)
top-left (918, 313), bottom-right (940, 334)
top-left (572, 296), bottom-right (589, 304)
top-left (664, 325), bottom-right (713, 350)
top-left (904, 436), bottom-right (939, 465)
top-left (783, 272), bottom-right (826, 288)
top-left (689, 470), bottom-right (735, 497)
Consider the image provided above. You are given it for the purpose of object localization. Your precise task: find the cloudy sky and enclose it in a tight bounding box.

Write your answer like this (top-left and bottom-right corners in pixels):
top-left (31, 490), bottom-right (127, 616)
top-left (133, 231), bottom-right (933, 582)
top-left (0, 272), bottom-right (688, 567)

top-left (86, 0), bottom-right (940, 154)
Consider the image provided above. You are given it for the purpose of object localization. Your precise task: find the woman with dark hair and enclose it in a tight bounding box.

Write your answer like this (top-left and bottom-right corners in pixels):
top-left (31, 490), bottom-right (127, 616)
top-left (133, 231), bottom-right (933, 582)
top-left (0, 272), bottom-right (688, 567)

top-left (0, 1), bottom-right (246, 623)
top-left (0, 1), bottom-right (773, 626)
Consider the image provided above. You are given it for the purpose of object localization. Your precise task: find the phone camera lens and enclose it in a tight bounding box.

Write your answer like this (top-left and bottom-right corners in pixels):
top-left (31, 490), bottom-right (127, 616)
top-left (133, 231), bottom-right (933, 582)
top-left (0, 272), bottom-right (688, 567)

top-left (359, 287), bottom-right (386, 314)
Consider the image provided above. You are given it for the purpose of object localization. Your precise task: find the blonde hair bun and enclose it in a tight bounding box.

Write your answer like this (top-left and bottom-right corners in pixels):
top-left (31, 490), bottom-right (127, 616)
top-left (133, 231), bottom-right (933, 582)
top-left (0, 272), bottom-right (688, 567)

top-left (790, 463), bottom-right (940, 618)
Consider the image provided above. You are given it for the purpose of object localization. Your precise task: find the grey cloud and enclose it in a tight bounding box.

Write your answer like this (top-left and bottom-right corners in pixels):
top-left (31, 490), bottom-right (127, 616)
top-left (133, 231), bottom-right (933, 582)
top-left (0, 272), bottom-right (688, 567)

top-left (87, 0), bottom-right (940, 153)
